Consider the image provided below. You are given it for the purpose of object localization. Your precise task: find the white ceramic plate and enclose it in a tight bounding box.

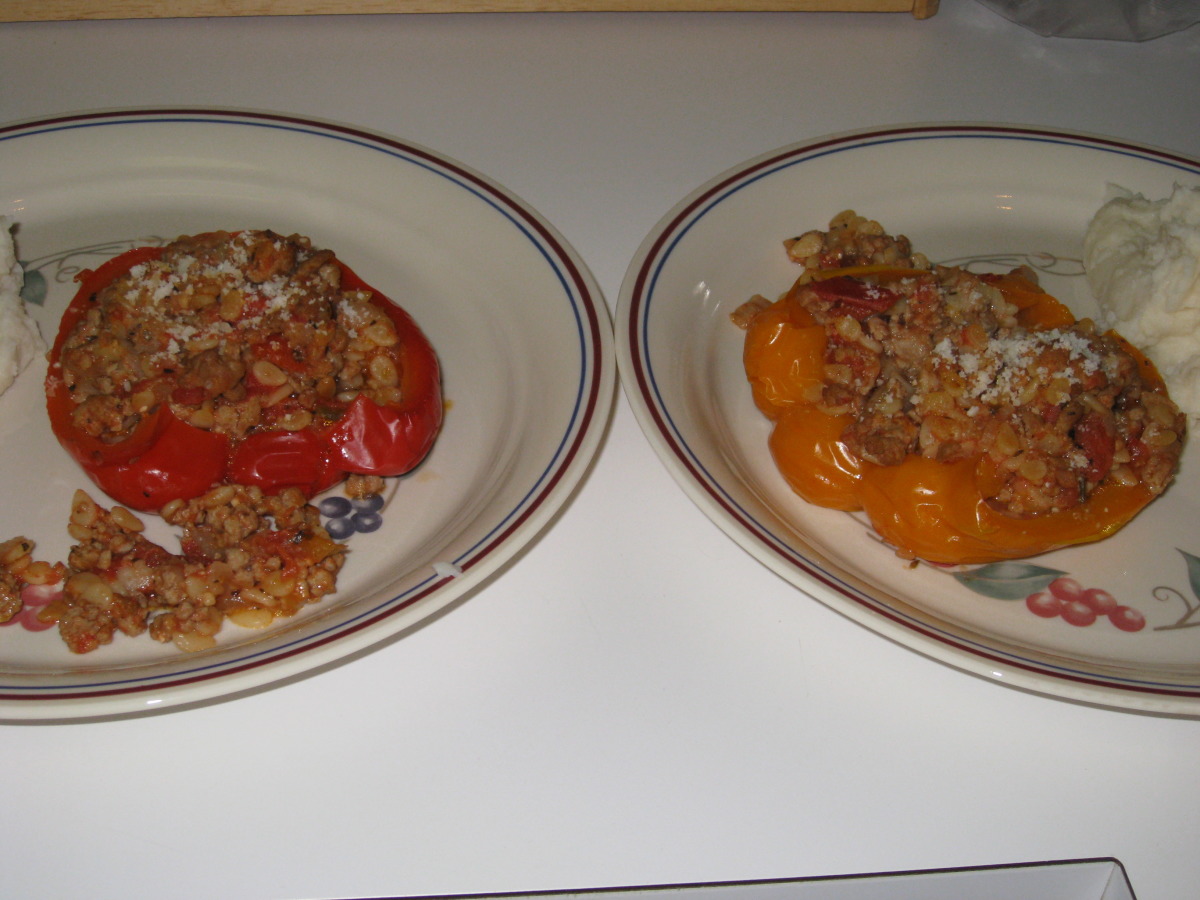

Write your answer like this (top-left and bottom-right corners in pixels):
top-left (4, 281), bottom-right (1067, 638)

top-left (0, 108), bottom-right (614, 719)
top-left (618, 124), bottom-right (1200, 716)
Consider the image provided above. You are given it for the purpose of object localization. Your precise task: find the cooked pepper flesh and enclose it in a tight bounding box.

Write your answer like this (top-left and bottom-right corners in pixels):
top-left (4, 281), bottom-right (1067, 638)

top-left (46, 234), bottom-right (443, 511)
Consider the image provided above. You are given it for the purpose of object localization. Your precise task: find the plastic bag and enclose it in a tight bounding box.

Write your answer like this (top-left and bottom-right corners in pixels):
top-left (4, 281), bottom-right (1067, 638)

top-left (975, 0), bottom-right (1200, 41)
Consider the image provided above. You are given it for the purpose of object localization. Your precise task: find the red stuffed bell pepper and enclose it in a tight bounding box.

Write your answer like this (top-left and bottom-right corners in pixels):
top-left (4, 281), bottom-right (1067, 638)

top-left (45, 231), bottom-right (443, 512)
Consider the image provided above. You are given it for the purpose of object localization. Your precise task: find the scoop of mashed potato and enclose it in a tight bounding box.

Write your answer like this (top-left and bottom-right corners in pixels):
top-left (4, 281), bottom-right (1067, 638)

top-left (1084, 183), bottom-right (1200, 420)
top-left (0, 217), bottom-right (45, 397)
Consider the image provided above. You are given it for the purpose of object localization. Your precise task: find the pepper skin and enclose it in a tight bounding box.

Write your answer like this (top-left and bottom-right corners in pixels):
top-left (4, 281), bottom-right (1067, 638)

top-left (46, 242), bottom-right (443, 511)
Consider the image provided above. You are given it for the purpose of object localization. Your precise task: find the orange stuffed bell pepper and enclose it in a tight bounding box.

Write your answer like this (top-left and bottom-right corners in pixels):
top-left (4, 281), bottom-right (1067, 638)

top-left (738, 213), bottom-right (1185, 565)
top-left (46, 232), bottom-right (442, 512)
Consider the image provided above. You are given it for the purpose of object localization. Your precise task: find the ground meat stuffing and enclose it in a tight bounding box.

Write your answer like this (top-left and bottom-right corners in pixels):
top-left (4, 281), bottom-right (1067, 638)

top-left (34, 486), bottom-right (345, 654)
top-left (55, 230), bottom-right (406, 446)
top-left (0, 537), bottom-right (65, 625)
top-left (738, 210), bottom-right (1187, 519)
top-left (0, 538), bottom-right (35, 623)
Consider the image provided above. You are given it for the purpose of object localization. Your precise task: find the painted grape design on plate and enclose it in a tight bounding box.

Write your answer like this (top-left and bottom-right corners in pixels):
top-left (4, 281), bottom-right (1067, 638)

top-left (318, 493), bottom-right (386, 540)
top-left (951, 551), bottom-right (1200, 634)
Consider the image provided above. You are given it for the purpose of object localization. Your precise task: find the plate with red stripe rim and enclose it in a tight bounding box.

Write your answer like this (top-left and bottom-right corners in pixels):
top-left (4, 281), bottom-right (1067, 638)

top-left (0, 107), bottom-right (614, 719)
top-left (616, 123), bottom-right (1200, 716)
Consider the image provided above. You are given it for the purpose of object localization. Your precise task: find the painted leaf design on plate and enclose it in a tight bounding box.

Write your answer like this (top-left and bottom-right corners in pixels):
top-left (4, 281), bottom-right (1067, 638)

top-left (19, 268), bottom-right (47, 306)
top-left (1180, 549), bottom-right (1200, 601)
top-left (952, 561), bottom-right (1067, 600)
top-left (1151, 549), bottom-right (1200, 631)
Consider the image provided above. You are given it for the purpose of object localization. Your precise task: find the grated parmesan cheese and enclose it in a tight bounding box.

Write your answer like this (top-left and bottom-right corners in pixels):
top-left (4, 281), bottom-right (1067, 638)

top-left (930, 327), bottom-right (1104, 408)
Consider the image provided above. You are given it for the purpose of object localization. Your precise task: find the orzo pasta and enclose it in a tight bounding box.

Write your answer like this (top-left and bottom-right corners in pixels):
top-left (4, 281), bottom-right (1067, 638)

top-left (31, 486), bottom-right (346, 654)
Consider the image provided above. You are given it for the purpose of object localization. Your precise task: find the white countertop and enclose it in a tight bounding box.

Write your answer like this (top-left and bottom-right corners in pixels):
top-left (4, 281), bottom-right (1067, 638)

top-left (2, 3), bottom-right (1199, 899)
